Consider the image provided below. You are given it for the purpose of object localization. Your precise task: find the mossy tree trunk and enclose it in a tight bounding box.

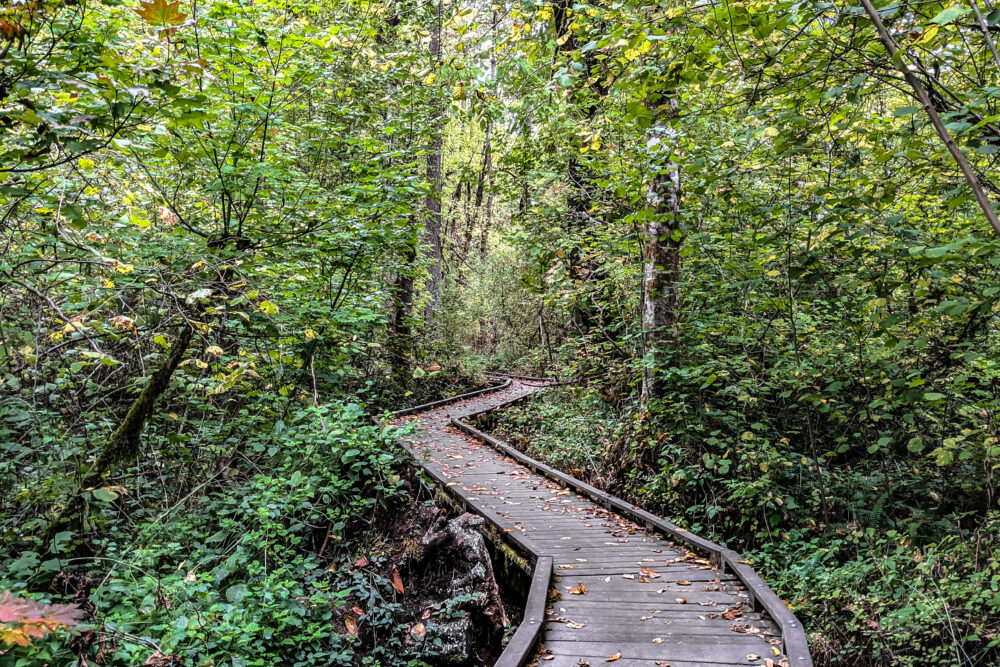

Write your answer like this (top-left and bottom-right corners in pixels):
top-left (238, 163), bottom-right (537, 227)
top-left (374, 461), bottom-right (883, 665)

top-left (89, 324), bottom-right (194, 482)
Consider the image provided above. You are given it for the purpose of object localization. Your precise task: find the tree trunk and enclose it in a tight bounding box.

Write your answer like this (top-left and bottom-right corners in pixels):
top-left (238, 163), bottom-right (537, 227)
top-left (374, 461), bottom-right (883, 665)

top-left (424, 0), bottom-right (445, 333)
top-left (555, 0), bottom-right (606, 332)
top-left (389, 236), bottom-right (416, 381)
top-left (475, 119), bottom-right (493, 258)
top-left (640, 96), bottom-right (681, 410)
top-left (90, 323), bottom-right (194, 481)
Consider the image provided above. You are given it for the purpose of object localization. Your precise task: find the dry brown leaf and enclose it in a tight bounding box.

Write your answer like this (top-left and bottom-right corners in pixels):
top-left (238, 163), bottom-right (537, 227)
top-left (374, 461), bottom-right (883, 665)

top-left (345, 616), bottom-right (358, 637)
top-left (391, 567), bottom-right (405, 594)
top-left (606, 651), bottom-right (622, 662)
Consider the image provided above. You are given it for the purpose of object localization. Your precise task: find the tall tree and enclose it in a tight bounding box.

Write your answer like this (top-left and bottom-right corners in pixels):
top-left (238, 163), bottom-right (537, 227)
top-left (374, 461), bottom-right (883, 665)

top-left (640, 94), bottom-right (681, 409)
top-left (424, 0), bottom-right (445, 333)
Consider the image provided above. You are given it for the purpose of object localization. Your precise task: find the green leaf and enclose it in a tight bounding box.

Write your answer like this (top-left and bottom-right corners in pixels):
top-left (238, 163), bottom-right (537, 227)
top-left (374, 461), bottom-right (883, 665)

top-left (226, 584), bottom-right (248, 603)
top-left (92, 488), bottom-right (118, 502)
top-left (930, 6), bottom-right (969, 25)
top-left (49, 531), bottom-right (74, 554)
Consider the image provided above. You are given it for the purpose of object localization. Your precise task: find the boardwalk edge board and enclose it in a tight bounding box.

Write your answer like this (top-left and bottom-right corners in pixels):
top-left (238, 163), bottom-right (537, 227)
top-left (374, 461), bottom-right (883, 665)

top-left (452, 393), bottom-right (814, 667)
top-left (485, 370), bottom-right (558, 383)
top-left (379, 378), bottom-right (554, 667)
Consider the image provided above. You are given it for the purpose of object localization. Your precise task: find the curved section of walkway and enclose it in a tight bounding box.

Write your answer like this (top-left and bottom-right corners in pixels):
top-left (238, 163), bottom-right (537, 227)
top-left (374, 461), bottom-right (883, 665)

top-left (393, 379), bottom-right (811, 667)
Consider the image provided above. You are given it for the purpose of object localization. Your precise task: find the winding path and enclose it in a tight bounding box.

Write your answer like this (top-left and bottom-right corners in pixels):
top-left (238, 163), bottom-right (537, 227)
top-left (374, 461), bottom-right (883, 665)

top-left (392, 379), bottom-right (809, 667)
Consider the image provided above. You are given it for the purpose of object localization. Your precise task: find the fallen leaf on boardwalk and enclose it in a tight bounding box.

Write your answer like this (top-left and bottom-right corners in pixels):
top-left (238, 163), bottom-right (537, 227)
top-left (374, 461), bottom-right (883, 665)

top-left (569, 583), bottom-right (588, 595)
top-left (732, 624), bottom-right (760, 634)
top-left (566, 621), bottom-right (586, 629)
top-left (540, 655), bottom-right (554, 661)
top-left (676, 580), bottom-right (691, 585)
top-left (606, 651), bottom-right (621, 662)
top-left (746, 655), bottom-right (760, 662)
top-left (641, 567), bottom-right (660, 579)
top-left (392, 567), bottom-right (405, 594)
top-left (411, 622), bottom-right (426, 639)
top-left (675, 597), bottom-right (687, 604)
top-left (771, 646), bottom-right (781, 655)
top-left (559, 565), bottom-right (575, 570)
top-left (652, 637), bottom-right (663, 643)
top-left (655, 662), bottom-right (670, 666)
top-left (622, 574), bottom-right (635, 580)
top-left (345, 616), bottom-right (358, 637)
top-left (578, 660), bottom-right (590, 666)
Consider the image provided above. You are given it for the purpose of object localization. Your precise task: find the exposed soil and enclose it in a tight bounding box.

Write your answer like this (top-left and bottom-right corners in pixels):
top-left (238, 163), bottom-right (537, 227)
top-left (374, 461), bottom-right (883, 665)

top-left (352, 461), bottom-right (519, 665)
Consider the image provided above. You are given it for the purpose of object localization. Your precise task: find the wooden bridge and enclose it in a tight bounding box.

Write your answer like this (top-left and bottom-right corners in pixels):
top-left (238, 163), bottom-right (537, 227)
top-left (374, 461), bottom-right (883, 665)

top-left (389, 376), bottom-right (812, 667)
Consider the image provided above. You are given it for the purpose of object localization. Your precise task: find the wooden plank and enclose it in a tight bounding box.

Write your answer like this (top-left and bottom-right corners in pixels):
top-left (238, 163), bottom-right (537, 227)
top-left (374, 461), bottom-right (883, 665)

top-left (542, 639), bottom-right (778, 659)
top-left (536, 656), bottom-right (766, 667)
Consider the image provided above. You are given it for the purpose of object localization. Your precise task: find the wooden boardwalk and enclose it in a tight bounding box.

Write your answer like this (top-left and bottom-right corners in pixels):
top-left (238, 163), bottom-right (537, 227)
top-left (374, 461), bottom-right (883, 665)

top-left (393, 379), bottom-right (808, 667)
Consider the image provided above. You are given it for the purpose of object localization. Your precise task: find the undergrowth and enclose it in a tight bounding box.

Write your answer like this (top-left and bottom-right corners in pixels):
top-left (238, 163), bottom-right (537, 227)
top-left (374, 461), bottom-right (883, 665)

top-left (1, 404), bottom-right (452, 666)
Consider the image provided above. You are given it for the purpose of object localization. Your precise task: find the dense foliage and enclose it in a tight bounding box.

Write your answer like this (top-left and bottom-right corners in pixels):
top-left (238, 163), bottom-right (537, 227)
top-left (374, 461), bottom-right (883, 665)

top-left (3, 0), bottom-right (1000, 665)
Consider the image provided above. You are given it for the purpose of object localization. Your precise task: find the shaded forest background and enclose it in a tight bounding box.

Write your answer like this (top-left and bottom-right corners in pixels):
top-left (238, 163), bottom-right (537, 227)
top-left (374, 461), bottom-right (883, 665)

top-left (1, 0), bottom-right (999, 665)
